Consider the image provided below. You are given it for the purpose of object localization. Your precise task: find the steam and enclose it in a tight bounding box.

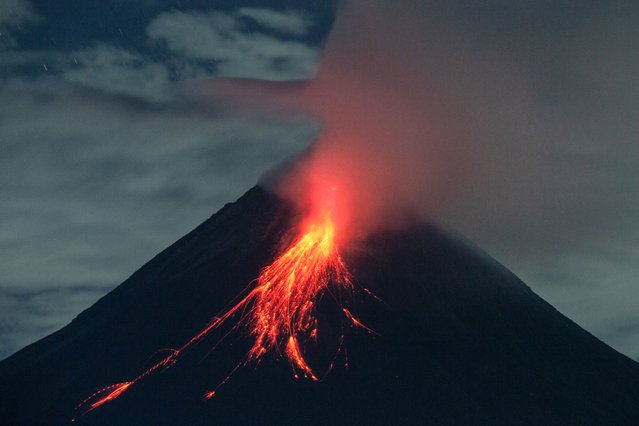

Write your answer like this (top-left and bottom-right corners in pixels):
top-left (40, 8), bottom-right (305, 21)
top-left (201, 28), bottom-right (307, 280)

top-left (262, 0), bottom-right (477, 239)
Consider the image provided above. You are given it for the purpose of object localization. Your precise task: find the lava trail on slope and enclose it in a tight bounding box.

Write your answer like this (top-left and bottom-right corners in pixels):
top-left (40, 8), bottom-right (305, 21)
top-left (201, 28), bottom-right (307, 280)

top-left (75, 201), bottom-right (374, 418)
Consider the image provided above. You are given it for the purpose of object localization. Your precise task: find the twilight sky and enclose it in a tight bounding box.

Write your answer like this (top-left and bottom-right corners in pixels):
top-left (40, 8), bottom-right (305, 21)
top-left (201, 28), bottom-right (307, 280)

top-left (1, 0), bottom-right (638, 361)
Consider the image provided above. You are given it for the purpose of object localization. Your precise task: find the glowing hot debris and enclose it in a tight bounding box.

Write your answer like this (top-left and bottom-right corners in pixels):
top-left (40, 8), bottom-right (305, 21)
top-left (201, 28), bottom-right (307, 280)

top-left (76, 208), bottom-right (373, 418)
top-left (78, 382), bottom-right (132, 412)
top-left (245, 211), bottom-right (352, 378)
top-left (286, 336), bottom-right (318, 381)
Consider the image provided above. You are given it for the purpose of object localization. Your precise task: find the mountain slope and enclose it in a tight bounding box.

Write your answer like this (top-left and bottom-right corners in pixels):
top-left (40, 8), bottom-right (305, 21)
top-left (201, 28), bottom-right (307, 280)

top-left (1, 186), bottom-right (638, 425)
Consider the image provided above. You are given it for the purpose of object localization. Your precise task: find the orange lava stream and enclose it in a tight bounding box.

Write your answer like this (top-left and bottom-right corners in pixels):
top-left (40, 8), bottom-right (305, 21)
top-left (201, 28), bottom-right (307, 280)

top-left (89, 382), bottom-right (132, 410)
top-left (76, 209), bottom-right (366, 418)
top-left (245, 211), bottom-right (352, 379)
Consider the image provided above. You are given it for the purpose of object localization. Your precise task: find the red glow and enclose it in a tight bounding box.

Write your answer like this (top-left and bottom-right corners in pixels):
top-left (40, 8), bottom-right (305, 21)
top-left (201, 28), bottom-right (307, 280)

top-left (87, 382), bottom-right (132, 410)
top-left (75, 189), bottom-right (374, 419)
top-left (244, 208), bottom-right (351, 380)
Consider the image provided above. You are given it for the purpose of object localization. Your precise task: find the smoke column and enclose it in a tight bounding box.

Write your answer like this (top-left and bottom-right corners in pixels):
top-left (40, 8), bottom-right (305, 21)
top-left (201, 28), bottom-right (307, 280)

top-left (270, 0), bottom-right (478, 241)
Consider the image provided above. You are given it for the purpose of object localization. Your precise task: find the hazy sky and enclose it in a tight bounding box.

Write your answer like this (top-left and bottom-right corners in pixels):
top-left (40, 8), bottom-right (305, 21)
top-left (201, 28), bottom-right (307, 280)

top-left (1, 0), bottom-right (637, 362)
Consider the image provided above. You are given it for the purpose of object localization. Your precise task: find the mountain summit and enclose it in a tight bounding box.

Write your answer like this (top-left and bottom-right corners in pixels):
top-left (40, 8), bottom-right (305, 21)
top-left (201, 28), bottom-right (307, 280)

top-left (1, 186), bottom-right (638, 425)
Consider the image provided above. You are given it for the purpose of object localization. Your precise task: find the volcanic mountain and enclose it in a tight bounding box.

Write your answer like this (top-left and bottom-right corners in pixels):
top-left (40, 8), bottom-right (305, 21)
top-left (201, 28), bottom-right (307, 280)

top-left (1, 186), bottom-right (638, 425)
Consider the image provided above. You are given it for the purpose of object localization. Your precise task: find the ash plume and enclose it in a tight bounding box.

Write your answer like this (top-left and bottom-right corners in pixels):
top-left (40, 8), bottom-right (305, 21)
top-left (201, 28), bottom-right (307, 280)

top-left (205, 0), bottom-right (478, 239)
top-left (272, 0), bottom-right (477, 239)
top-left (205, 1), bottom-right (639, 355)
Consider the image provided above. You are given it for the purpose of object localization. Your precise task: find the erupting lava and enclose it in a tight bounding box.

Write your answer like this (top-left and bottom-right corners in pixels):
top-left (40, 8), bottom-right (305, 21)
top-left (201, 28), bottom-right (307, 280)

top-left (75, 194), bottom-right (372, 419)
top-left (245, 210), bottom-right (352, 380)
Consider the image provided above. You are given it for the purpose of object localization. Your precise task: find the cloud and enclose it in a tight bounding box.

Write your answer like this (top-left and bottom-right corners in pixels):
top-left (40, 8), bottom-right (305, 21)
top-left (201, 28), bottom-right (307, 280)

top-left (1, 7), bottom-right (319, 101)
top-left (0, 49), bottom-right (65, 73)
top-left (0, 0), bottom-right (38, 25)
top-left (146, 9), bottom-right (318, 81)
top-left (0, 0), bottom-right (39, 49)
top-left (510, 243), bottom-right (639, 358)
top-left (238, 7), bottom-right (314, 36)
top-left (64, 44), bottom-right (173, 101)
top-left (0, 45), bottom-right (176, 102)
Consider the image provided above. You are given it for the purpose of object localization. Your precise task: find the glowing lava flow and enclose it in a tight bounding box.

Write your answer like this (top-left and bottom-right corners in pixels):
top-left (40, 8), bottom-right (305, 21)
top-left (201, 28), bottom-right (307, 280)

top-left (245, 211), bottom-right (352, 380)
top-left (76, 207), bottom-right (368, 418)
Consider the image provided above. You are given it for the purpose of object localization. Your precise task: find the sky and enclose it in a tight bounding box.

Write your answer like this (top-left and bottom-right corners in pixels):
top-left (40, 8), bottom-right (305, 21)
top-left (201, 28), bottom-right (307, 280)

top-left (1, 0), bottom-right (638, 362)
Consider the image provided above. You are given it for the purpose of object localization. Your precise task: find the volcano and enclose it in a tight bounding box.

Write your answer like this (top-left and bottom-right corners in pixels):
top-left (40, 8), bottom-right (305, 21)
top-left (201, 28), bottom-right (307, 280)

top-left (1, 186), bottom-right (638, 425)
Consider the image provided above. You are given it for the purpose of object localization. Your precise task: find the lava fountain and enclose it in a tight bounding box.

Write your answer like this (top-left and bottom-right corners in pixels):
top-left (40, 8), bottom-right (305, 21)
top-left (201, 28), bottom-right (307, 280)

top-left (75, 187), bottom-right (373, 419)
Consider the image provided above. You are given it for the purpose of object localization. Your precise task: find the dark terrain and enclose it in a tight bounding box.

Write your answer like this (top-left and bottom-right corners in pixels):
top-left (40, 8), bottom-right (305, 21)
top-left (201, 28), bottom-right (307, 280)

top-left (1, 186), bottom-right (638, 425)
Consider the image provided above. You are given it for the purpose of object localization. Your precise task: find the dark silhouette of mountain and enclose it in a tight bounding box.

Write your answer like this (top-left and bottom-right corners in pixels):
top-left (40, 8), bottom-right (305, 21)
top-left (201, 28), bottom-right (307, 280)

top-left (1, 186), bottom-right (638, 425)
